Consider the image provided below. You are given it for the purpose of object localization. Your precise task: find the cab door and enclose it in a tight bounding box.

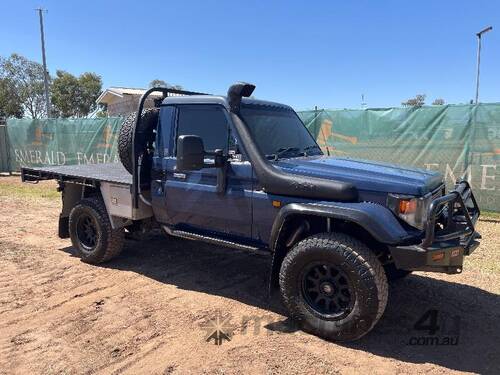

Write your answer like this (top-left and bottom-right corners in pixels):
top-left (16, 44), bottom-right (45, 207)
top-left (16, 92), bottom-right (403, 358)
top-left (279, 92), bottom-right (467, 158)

top-left (151, 105), bottom-right (175, 223)
top-left (154, 104), bottom-right (253, 239)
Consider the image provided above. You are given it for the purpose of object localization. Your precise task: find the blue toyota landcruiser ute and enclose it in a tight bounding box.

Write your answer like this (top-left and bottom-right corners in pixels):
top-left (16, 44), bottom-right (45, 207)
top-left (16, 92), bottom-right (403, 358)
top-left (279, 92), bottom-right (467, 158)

top-left (22, 83), bottom-right (481, 341)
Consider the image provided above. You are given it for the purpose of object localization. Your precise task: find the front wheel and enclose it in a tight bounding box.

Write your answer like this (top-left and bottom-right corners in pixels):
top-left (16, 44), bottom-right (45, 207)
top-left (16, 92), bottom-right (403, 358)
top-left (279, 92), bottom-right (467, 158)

top-left (279, 233), bottom-right (388, 341)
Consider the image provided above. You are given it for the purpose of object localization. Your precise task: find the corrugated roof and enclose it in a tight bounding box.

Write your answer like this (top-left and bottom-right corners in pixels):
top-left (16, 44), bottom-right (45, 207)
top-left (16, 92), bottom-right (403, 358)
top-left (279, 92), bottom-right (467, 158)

top-left (108, 87), bottom-right (164, 96)
top-left (96, 87), bottom-right (163, 104)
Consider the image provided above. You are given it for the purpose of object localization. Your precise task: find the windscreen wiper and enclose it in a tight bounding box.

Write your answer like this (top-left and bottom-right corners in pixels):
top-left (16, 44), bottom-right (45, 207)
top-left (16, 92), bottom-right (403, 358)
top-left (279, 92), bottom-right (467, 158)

top-left (301, 144), bottom-right (322, 156)
top-left (266, 147), bottom-right (300, 161)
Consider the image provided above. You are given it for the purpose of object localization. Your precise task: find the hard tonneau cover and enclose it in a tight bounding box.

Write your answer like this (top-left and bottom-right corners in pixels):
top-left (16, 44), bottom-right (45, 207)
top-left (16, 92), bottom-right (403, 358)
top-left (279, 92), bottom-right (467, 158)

top-left (21, 163), bottom-right (132, 186)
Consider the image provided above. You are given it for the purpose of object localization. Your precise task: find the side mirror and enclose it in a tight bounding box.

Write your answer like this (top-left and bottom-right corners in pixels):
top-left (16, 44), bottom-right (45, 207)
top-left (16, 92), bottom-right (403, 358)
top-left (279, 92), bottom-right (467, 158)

top-left (176, 135), bottom-right (205, 171)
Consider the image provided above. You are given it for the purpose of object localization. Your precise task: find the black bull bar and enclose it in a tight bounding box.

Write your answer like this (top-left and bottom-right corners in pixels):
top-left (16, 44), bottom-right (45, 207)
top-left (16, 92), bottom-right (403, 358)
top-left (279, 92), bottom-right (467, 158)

top-left (421, 180), bottom-right (480, 252)
top-left (389, 180), bottom-right (481, 274)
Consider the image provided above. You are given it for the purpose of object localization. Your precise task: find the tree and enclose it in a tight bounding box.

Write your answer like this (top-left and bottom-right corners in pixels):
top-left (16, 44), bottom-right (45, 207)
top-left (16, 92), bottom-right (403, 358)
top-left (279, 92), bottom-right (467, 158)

top-left (402, 94), bottom-right (426, 107)
top-left (52, 70), bottom-right (102, 117)
top-left (148, 79), bottom-right (183, 90)
top-left (432, 98), bottom-right (445, 105)
top-left (51, 70), bottom-right (79, 117)
top-left (149, 79), bottom-right (168, 88)
top-left (77, 72), bottom-right (102, 116)
top-left (0, 53), bottom-right (47, 118)
top-left (0, 78), bottom-right (23, 118)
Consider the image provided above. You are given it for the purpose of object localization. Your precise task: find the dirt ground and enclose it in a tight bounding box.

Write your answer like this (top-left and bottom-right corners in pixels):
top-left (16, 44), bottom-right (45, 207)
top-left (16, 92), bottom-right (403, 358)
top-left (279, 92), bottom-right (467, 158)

top-left (0, 176), bottom-right (499, 375)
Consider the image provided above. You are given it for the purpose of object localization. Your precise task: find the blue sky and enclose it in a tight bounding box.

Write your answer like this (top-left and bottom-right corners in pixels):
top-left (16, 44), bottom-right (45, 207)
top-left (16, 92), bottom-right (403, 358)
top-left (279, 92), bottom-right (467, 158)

top-left (0, 1), bottom-right (498, 110)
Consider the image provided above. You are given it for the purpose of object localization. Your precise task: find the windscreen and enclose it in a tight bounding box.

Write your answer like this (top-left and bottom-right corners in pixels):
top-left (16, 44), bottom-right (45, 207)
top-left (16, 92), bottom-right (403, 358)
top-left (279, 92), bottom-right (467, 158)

top-left (240, 104), bottom-right (322, 159)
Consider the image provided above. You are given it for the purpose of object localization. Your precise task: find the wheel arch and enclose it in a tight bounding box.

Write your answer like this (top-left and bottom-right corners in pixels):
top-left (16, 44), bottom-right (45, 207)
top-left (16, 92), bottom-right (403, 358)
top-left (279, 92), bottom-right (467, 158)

top-left (268, 202), bottom-right (410, 292)
top-left (59, 182), bottom-right (101, 238)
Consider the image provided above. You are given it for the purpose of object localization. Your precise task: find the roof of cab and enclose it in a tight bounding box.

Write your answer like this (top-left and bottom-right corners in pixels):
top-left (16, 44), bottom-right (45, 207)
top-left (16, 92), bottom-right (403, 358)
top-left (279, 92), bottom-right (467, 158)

top-left (161, 95), bottom-right (293, 111)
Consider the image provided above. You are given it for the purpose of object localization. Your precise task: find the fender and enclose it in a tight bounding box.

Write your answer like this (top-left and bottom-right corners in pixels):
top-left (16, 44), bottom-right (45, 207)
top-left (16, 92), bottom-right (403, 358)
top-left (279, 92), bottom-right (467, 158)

top-left (270, 202), bottom-right (411, 251)
top-left (268, 202), bottom-right (413, 292)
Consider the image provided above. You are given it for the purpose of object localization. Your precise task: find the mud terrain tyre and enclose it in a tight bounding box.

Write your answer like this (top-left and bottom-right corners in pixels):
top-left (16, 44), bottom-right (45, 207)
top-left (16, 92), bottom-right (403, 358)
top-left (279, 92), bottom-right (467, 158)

top-left (69, 197), bottom-right (124, 264)
top-left (279, 232), bottom-right (388, 341)
top-left (118, 108), bottom-right (159, 174)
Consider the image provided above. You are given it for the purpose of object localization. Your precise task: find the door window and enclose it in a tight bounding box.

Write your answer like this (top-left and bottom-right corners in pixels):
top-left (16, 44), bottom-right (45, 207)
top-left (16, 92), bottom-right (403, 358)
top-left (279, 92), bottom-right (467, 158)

top-left (176, 105), bottom-right (229, 156)
top-left (157, 105), bottom-right (175, 157)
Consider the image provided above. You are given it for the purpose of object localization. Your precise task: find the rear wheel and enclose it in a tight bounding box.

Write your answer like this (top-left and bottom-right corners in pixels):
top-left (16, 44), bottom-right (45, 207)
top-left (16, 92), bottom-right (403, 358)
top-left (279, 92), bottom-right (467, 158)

top-left (279, 232), bottom-right (388, 341)
top-left (69, 197), bottom-right (124, 264)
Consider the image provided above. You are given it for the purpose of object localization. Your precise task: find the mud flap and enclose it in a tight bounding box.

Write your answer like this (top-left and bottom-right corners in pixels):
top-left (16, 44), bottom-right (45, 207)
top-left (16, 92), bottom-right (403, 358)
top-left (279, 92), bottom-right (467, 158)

top-left (58, 215), bottom-right (69, 239)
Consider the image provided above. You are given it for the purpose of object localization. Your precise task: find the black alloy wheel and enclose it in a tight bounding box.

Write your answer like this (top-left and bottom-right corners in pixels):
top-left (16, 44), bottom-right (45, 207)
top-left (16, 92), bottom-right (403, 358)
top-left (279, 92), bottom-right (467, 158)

top-left (300, 262), bottom-right (355, 319)
top-left (76, 213), bottom-right (98, 251)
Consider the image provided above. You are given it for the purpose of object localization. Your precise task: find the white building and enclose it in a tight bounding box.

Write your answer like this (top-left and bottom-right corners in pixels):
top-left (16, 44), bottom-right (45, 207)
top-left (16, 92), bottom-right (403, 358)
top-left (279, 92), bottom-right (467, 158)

top-left (96, 87), bottom-right (163, 116)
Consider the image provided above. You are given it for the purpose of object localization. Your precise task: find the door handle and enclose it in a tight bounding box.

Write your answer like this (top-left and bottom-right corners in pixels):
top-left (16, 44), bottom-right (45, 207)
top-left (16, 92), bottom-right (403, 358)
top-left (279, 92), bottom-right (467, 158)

top-left (173, 172), bottom-right (186, 179)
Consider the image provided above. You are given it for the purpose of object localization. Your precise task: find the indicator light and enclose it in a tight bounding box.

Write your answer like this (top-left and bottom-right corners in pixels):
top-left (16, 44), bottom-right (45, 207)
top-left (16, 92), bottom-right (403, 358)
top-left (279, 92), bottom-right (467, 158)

top-left (431, 252), bottom-right (445, 261)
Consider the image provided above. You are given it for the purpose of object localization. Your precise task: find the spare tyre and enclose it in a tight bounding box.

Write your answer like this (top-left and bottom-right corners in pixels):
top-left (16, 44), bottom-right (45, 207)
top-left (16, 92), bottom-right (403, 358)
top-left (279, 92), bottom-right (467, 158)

top-left (118, 108), bottom-right (159, 174)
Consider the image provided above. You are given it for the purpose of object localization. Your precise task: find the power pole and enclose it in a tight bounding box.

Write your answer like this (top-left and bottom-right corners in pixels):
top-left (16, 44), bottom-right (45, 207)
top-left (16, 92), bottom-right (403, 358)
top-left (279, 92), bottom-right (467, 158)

top-left (475, 26), bottom-right (493, 104)
top-left (36, 8), bottom-right (51, 117)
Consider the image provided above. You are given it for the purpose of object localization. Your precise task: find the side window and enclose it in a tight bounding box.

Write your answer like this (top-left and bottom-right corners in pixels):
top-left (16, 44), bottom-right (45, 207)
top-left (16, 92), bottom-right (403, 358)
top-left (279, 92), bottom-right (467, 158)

top-left (153, 111), bottom-right (162, 157)
top-left (176, 105), bottom-right (229, 156)
top-left (158, 106), bottom-right (175, 157)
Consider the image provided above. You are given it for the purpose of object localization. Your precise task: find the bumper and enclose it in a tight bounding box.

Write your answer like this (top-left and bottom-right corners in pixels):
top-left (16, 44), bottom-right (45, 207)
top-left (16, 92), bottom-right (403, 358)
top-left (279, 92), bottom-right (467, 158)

top-left (389, 180), bottom-right (480, 274)
top-left (389, 233), bottom-right (480, 274)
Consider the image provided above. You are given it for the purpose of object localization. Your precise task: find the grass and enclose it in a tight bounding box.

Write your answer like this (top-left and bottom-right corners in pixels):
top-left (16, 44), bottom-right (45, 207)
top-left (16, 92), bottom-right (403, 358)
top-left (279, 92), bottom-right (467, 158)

top-left (467, 254), bottom-right (500, 276)
top-left (0, 177), bottom-right (60, 200)
top-left (481, 210), bottom-right (500, 221)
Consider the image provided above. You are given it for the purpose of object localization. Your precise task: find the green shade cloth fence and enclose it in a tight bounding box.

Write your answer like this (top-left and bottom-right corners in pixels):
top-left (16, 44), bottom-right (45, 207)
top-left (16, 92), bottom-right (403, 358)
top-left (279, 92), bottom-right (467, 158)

top-left (298, 104), bottom-right (499, 212)
top-left (5, 117), bottom-right (123, 170)
top-left (2, 103), bottom-right (499, 211)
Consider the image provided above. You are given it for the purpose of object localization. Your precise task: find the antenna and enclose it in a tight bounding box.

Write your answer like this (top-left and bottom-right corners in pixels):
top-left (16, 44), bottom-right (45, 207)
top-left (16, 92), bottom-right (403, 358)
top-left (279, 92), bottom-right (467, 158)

top-left (361, 94), bottom-right (367, 109)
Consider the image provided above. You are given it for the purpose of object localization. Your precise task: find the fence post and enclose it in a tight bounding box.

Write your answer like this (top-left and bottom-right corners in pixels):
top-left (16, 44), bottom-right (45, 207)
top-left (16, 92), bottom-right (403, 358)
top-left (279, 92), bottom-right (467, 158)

top-left (0, 116), bottom-right (11, 174)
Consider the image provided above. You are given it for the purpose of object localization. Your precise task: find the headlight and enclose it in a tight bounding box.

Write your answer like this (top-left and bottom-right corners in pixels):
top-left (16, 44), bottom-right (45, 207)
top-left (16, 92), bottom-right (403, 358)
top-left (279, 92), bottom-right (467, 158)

top-left (387, 193), bottom-right (432, 230)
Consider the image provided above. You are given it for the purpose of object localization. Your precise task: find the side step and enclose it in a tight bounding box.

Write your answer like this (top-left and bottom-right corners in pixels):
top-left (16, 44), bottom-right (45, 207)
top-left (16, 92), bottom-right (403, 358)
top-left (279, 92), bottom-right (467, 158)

top-left (162, 226), bottom-right (269, 255)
